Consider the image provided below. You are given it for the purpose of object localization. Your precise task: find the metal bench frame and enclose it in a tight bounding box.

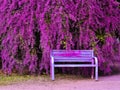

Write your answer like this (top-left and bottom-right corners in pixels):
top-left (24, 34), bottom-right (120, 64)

top-left (50, 50), bottom-right (98, 80)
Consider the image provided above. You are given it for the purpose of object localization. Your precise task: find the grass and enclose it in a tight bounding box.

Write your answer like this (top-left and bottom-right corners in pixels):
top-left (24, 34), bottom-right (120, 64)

top-left (0, 73), bottom-right (35, 85)
top-left (0, 73), bottom-right (87, 85)
top-left (0, 73), bottom-right (51, 85)
top-left (55, 74), bottom-right (84, 80)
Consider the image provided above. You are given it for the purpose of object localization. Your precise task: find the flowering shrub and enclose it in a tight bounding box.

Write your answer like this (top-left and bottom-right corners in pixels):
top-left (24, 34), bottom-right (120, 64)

top-left (0, 0), bottom-right (120, 75)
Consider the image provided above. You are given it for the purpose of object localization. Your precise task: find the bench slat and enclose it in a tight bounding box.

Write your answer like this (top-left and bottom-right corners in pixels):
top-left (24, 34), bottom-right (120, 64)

top-left (52, 50), bottom-right (93, 52)
top-left (51, 50), bottom-right (94, 59)
top-left (54, 57), bottom-right (93, 62)
top-left (54, 64), bottom-right (96, 67)
top-left (54, 56), bottom-right (93, 58)
top-left (54, 60), bottom-right (92, 62)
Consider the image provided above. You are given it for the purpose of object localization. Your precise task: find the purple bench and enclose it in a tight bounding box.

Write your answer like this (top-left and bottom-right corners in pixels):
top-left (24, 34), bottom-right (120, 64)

top-left (50, 50), bottom-right (98, 80)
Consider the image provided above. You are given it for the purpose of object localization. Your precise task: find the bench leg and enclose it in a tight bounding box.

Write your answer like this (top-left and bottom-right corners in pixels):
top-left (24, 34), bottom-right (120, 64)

top-left (51, 60), bottom-right (55, 80)
top-left (91, 60), bottom-right (94, 79)
top-left (95, 65), bottom-right (98, 81)
top-left (50, 57), bottom-right (55, 80)
top-left (91, 68), bottom-right (94, 79)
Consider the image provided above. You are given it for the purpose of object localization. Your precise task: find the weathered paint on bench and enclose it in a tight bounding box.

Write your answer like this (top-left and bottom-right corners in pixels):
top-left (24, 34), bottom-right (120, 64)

top-left (50, 50), bottom-right (98, 80)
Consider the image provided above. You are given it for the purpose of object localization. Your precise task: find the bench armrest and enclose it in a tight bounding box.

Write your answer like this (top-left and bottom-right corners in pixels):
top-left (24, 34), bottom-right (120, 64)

top-left (93, 57), bottom-right (98, 65)
top-left (50, 55), bottom-right (54, 64)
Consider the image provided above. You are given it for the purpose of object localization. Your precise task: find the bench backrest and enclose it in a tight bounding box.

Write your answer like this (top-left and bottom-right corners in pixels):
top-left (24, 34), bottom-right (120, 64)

top-left (51, 50), bottom-right (94, 62)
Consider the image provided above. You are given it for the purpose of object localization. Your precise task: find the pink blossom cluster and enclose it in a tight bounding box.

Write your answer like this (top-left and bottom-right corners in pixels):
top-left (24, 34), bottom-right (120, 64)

top-left (0, 0), bottom-right (120, 75)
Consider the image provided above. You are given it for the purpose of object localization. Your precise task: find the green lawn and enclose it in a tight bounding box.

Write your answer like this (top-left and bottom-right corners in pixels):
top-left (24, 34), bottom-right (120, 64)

top-left (0, 74), bottom-right (31, 85)
top-left (0, 73), bottom-right (86, 85)
top-left (0, 73), bottom-right (51, 85)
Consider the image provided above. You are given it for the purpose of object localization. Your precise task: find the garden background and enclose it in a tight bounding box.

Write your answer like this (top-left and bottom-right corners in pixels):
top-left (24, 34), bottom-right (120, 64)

top-left (0, 0), bottom-right (120, 76)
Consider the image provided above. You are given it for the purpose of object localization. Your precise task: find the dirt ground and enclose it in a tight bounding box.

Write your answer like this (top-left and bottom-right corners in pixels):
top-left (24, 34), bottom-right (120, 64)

top-left (0, 74), bottom-right (120, 90)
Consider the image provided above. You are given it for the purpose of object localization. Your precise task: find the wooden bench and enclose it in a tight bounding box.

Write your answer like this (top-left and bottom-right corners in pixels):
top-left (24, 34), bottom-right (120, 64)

top-left (50, 50), bottom-right (98, 80)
